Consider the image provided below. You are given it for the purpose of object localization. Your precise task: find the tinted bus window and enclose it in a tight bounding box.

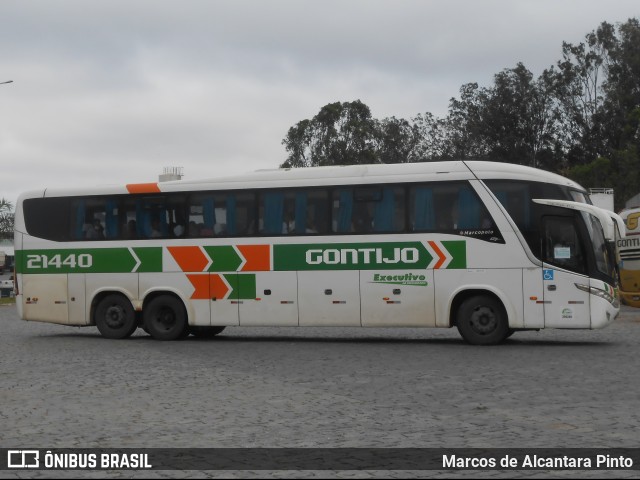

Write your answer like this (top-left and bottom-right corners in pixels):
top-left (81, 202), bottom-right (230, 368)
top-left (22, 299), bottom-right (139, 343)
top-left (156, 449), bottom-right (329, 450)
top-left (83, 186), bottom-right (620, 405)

top-left (409, 182), bottom-right (498, 238)
top-left (332, 186), bottom-right (405, 234)
top-left (258, 189), bottom-right (329, 235)
top-left (24, 197), bottom-right (70, 242)
top-left (71, 197), bottom-right (120, 241)
top-left (486, 180), bottom-right (576, 257)
top-left (188, 191), bottom-right (255, 237)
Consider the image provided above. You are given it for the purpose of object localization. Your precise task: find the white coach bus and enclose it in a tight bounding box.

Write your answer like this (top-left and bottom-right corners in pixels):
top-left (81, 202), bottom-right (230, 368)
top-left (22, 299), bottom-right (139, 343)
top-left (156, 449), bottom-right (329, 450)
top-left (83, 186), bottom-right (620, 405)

top-left (13, 161), bottom-right (621, 344)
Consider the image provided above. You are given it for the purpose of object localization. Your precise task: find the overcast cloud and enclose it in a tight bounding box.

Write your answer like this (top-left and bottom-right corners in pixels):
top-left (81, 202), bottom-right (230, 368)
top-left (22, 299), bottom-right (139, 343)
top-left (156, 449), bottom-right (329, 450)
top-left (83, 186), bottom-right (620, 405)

top-left (1, 0), bottom-right (639, 206)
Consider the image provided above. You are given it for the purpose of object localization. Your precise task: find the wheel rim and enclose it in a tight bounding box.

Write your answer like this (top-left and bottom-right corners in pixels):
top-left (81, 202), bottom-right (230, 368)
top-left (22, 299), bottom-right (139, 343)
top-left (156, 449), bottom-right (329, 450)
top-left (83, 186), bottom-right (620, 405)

top-left (152, 306), bottom-right (177, 332)
top-left (469, 305), bottom-right (497, 335)
top-left (105, 305), bottom-right (127, 329)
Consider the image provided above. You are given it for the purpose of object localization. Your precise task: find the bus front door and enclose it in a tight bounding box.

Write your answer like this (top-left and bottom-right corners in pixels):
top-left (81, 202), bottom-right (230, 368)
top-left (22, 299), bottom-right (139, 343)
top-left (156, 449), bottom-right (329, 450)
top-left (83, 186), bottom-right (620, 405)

top-left (542, 266), bottom-right (590, 328)
top-left (541, 215), bottom-right (590, 328)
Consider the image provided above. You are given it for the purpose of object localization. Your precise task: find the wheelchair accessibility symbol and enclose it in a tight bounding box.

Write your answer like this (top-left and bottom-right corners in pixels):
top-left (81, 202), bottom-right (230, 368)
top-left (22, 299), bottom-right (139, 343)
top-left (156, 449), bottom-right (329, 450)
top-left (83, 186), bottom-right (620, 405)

top-left (543, 269), bottom-right (554, 281)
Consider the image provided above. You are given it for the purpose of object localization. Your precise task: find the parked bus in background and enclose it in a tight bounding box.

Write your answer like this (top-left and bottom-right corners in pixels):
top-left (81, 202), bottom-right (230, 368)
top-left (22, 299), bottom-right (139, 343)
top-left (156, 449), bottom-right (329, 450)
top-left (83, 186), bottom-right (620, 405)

top-left (13, 161), bottom-right (621, 345)
top-left (617, 207), bottom-right (640, 307)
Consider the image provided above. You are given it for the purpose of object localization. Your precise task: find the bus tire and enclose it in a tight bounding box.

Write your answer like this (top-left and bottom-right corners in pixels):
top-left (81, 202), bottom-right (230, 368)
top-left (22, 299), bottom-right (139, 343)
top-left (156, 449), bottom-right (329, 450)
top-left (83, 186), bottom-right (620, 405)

top-left (190, 326), bottom-right (226, 338)
top-left (95, 294), bottom-right (138, 339)
top-left (143, 295), bottom-right (188, 341)
top-left (455, 295), bottom-right (509, 345)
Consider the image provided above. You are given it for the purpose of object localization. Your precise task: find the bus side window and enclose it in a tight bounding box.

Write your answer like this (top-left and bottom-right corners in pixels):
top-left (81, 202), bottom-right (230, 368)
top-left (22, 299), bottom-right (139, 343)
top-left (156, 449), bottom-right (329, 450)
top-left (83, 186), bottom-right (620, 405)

top-left (71, 197), bottom-right (119, 241)
top-left (410, 182), bottom-right (498, 236)
top-left (372, 187), bottom-right (404, 233)
top-left (333, 189), bottom-right (354, 233)
top-left (410, 186), bottom-right (435, 231)
top-left (307, 190), bottom-right (329, 234)
top-left (260, 191), bottom-right (286, 235)
top-left (258, 190), bottom-right (329, 236)
top-left (188, 193), bottom-right (227, 237)
top-left (332, 187), bottom-right (404, 234)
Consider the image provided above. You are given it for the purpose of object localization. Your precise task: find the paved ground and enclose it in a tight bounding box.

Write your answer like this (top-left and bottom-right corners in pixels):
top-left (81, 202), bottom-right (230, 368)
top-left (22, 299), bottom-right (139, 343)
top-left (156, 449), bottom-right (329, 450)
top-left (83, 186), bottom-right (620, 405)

top-left (0, 301), bottom-right (639, 479)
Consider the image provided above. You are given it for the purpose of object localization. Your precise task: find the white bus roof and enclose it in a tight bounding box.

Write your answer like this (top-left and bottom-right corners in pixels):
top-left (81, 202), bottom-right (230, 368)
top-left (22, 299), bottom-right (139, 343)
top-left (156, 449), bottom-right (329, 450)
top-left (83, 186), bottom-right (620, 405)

top-left (22, 161), bottom-right (586, 200)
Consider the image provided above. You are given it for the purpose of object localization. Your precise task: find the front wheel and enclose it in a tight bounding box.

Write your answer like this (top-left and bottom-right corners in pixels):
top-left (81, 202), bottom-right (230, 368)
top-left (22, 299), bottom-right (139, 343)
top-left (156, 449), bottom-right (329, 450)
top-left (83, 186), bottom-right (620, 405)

top-left (143, 295), bottom-right (189, 341)
top-left (95, 294), bottom-right (137, 339)
top-left (455, 295), bottom-right (509, 345)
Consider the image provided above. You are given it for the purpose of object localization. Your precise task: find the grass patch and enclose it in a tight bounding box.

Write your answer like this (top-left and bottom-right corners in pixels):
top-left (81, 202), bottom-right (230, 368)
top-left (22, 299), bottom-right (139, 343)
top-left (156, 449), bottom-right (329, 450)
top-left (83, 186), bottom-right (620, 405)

top-left (0, 297), bottom-right (15, 305)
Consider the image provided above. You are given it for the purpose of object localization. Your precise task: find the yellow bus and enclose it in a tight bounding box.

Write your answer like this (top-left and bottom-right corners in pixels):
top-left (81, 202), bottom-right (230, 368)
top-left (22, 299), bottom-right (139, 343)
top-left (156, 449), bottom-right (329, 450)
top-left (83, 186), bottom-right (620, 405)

top-left (617, 207), bottom-right (640, 307)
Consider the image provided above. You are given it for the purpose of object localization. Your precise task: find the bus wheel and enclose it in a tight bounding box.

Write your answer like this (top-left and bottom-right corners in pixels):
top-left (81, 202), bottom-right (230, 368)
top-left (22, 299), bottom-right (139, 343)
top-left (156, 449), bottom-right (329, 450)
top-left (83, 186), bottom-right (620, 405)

top-left (190, 326), bottom-right (226, 338)
top-left (95, 294), bottom-right (137, 339)
top-left (455, 295), bottom-right (509, 345)
top-left (143, 295), bottom-right (188, 341)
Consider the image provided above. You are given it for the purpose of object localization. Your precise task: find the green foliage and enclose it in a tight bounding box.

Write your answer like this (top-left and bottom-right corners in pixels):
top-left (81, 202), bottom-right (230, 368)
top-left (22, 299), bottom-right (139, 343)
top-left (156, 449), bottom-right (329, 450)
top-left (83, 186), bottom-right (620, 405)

top-left (281, 100), bottom-right (378, 168)
top-left (566, 146), bottom-right (640, 211)
top-left (565, 156), bottom-right (614, 189)
top-left (282, 18), bottom-right (640, 205)
top-left (0, 198), bottom-right (14, 240)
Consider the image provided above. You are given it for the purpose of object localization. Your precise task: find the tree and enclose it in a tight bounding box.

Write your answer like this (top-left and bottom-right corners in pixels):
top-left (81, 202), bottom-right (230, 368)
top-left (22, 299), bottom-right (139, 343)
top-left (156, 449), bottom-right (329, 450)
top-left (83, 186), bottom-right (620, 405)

top-left (280, 18), bottom-right (640, 207)
top-left (411, 112), bottom-right (453, 161)
top-left (562, 19), bottom-right (640, 207)
top-left (599, 19), bottom-right (640, 153)
top-left (374, 116), bottom-right (421, 164)
top-left (566, 147), bottom-right (639, 211)
top-left (549, 22), bottom-right (615, 165)
top-left (442, 82), bottom-right (488, 160)
top-left (440, 65), bottom-right (560, 169)
top-left (0, 198), bottom-right (14, 240)
top-left (281, 100), bottom-right (379, 167)
top-left (478, 63), bottom-right (558, 168)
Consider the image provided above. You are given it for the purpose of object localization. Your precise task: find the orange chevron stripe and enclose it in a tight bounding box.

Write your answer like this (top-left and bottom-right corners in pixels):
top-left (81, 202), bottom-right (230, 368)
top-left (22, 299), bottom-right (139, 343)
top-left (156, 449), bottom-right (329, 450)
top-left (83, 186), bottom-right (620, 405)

top-left (187, 273), bottom-right (231, 300)
top-left (168, 246), bottom-right (209, 272)
top-left (210, 274), bottom-right (230, 299)
top-left (428, 241), bottom-right (446, 269)
top-left (187, 274), bottom-right (210, 300)
top-left (237, 244), bottom-right (270, 271)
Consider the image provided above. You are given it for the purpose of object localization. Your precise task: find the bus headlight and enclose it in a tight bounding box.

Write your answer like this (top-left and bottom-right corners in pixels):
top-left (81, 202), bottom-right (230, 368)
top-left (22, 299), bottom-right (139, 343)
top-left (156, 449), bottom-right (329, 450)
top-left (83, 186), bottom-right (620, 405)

top-left (575, 283), bottom-right (619, 307)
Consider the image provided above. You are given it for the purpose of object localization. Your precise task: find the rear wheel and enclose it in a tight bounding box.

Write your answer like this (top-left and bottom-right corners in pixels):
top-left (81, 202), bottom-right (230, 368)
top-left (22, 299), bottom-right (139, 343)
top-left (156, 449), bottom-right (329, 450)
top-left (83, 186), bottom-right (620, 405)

top-left (190, 326), bottom-right (226, 338)
top-left (95, 294), bottom-right (137, 339)
top-left (455, 295), bottom-right (509, 345)
top-left (143, 295), bottom-right (188, 341)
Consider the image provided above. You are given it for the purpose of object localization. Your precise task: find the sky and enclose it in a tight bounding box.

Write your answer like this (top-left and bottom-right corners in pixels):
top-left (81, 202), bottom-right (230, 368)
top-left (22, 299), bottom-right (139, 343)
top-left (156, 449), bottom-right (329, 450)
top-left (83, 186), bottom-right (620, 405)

top-left (1, 0), bottom-right (639, 207)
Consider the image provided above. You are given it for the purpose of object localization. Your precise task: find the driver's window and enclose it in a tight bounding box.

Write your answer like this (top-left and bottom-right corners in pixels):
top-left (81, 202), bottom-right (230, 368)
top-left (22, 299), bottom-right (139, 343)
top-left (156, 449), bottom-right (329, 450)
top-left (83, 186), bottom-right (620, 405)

top-left (542, 216), bottom-right (586, 274)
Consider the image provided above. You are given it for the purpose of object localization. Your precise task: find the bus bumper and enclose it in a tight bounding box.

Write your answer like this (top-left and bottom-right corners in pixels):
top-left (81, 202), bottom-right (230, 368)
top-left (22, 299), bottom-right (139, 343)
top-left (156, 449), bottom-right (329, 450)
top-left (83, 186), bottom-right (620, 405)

top-left (590, 296), bottom-right (619, 329)
top-left (16, 294), bottom-right (24, 319)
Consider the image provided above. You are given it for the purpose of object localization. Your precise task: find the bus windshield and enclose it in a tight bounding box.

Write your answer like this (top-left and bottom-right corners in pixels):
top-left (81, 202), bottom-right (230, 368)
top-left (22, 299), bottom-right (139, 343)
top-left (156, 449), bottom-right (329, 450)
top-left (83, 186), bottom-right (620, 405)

top-left (582, 211), bottom-right (616, 280)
